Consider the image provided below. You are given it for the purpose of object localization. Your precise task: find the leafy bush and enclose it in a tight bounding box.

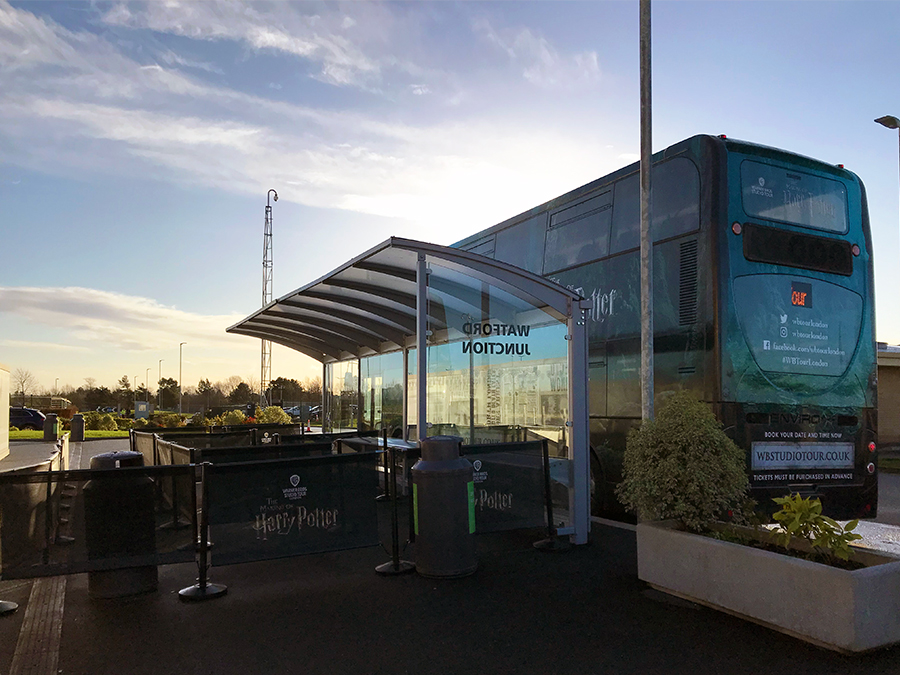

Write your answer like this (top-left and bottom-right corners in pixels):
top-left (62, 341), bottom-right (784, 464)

top-left (133, 417), bottom-right (149, 428)
top-left (190, 412), bottom-right (210, 427)
top-left (9, 426), bottom-right (19, 432)
top-left (115, 417), bottom-right (135, 430)
top-left (155, 413), bottom-right (183, 428)
top-left (221, 409), bottom-right (247, 425)
top-left (257, 406), bottom-right (291, 425)
top-left (83, 411), bottom-right (102, 430)
top-left (98, 413), bottom-right (117, 431)
top-left (616, 391), bottom-right (749, 532)
top-left (771, 494), bottom-right (862, 562)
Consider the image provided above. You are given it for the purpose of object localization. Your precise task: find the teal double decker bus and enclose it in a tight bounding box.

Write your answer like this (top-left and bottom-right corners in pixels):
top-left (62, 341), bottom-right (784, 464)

top-left (454, 134), bottom-right (877, 520)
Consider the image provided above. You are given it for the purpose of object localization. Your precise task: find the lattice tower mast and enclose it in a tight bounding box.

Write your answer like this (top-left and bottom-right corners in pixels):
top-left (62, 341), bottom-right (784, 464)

top-left (261, 189), bottom-right (277, 406)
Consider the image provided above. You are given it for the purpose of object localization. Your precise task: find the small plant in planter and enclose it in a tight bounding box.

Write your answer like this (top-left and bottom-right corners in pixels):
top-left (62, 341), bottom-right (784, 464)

top-left (616, 391), bottom-right (749, 532)
top-left (770, 493), bottom-right (862, 566)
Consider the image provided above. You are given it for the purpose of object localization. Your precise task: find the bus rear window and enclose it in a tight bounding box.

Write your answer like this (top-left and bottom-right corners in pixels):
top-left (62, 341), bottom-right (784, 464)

top-left (743, 223), bottom-right (853, 276)
top-left (740, 160), bottom-right (848, 234)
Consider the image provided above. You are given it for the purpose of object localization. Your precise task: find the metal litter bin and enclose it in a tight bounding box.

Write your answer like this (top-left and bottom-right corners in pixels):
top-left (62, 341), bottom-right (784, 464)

top-left (411, 436), bottom-right (477, 578)
top-left (42, 413), bottom-right (58, 442)
top-left (84, 451), bottom-right (158, 598)
top-left (70, 413), bottom-right (85, 442)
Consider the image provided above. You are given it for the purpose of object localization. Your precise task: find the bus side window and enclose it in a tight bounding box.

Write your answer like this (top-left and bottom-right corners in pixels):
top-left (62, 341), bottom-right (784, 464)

top-left (589, 354), bottom-right (608, 418)
top-left (610, 158), bottom-right (701, 255)
top-left (607, 339), bottom-right (641, 418)
top-left (543, 191), bottom-right (612, 274)
top-left (494, 213), bottom-right (547, 275)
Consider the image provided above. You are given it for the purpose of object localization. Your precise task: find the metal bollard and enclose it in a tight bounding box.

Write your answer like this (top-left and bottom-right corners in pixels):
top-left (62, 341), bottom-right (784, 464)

top-left (70, 413), bottom-right (85, 442)
top-left (42, 413), bottom-right (59, 442)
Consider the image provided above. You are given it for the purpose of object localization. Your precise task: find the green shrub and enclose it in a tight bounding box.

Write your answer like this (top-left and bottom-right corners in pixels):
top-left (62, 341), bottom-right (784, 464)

top-left (83, 411), bottom-right (102, 430)
top-left (155, 413), bottom-right (182, 428)
top-left (133, 417), bottom-right (149, 428)
top-left (771, 494), bottom-right (862, 562)
top-left (115, 417), bottom-right (135, 430)
top-left (9, 426), bottom-right (19, 432)
top-left (190, 412), bottom-right (209, 427)
top-left (222, 409), bottom-right (246, 425)
top-left (257, 406), bottom-right (291, 425)
top-left (616, 391), bottom-right (749, 532)
top-left (98, 413), bottom-right (117, 431)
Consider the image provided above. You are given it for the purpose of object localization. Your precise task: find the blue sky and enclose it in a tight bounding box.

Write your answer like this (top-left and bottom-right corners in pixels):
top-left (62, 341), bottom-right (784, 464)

top-left (1, 0), bottom-right (899, 394)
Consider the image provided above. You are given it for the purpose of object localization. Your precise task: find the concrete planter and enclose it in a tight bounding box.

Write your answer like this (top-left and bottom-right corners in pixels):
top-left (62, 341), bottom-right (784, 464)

top-left (637, 520), bottom-right (900, 653)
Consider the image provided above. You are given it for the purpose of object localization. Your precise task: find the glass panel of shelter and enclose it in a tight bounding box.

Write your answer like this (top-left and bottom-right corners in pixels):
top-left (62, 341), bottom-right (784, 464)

top-left (425, 258), bottom-right (572, 526)
top-left (324, 254), bottom-right (576, 528)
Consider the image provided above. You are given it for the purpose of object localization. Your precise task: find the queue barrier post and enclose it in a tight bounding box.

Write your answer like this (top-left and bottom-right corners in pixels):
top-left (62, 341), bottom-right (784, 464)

top-left (376, 440), bottom-right (414, 576)
top-left (179, 462), bottom-right (227, 602)
top-left (533, 439), bottom-right (570, 552)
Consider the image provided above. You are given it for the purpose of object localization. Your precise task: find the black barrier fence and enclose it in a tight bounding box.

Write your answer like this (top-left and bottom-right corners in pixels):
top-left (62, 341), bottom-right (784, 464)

top-left (205, 452), bottom-right (381, 566)
top-left (461, 441), bottom-right (549, 534)
top-left (192, 442), bottom-right (334, 466)
top-left (155, 440), bottom-right (195, 532)
top-left (275, 431), bottom-right (361, 446)
top-left (0, 465), bottom-right (196, 580)
top-left (132, 430), bottom-right (156, 467)
top-left (131, 429), bottom-right (359, 457)
top-left (1, 438), bottom-right (560, 582)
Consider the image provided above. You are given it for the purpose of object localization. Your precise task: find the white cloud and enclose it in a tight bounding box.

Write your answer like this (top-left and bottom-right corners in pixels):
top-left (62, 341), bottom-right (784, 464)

top-left (0, 339), bottom-right (89, 352)
top-left (474, 18), bottom-right (601, 89)
top-left (0, 2), bottom-right (628, 235)
top-left (0, 286), bottom-right (245, 352)
top-left (101, 1), bottom-right (382, 88)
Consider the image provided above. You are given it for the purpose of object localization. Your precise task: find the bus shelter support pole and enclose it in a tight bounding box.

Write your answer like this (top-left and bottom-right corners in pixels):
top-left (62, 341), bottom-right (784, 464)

top-left (564, 299), bottom-right (591, 545)
top-left (402, 348), bottom-right (409, 441)
top-left (376, 446), bottom-right (414, 575)
top-left (179, 462), bottom-right (227, 602)
top-left (376, 428), bottom-right (390, 501)
top-left (416, 253), bottom-right (428, 443)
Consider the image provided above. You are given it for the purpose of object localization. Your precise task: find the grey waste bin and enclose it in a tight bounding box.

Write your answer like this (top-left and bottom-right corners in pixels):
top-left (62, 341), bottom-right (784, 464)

top-left (42, 413), bottom-right (59, 442)
top-left (70, 413), bottom-right (85, 442)
top-left (84, 451), bottom-right (158, 598)
top-left (411, 436), bottom-right (477, 578)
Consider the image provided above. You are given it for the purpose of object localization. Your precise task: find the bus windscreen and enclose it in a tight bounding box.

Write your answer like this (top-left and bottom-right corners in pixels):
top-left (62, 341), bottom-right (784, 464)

top-left (741, 160), bottom-right (848, 233)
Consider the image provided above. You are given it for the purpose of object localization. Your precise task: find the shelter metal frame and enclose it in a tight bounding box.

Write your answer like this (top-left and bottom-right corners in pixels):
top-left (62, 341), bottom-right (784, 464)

top-left (228, 237), bottom-right (591, 544)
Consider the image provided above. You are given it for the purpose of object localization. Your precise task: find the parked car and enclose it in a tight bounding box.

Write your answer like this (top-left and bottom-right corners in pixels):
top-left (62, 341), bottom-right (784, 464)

top-left (9, 407), bottom-right (46, 430)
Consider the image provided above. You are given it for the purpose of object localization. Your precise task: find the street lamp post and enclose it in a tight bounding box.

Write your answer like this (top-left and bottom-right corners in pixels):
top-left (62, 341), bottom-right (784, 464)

top-left (875, 115), bottom-right (900, 212)
top-left (158, 359), bottom-right (164, 410)
top-left (145, 368), bottom-right (150, 402)
top-left (54, 378), bottom-right (59, 395)
top-left (876, 115), bottom-right (900, 290)
top-left (134, 375), bottom-right (138, 413)
top-left (179, 342), bottom-right (187, 415)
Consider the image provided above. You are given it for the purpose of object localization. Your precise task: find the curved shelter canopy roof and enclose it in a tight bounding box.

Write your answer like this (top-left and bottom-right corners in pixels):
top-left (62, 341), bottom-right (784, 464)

top-left (227, 237), bottom-right (582, 364)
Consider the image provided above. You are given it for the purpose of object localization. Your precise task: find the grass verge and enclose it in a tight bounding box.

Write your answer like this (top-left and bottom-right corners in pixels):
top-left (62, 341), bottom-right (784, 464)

top-left (879, 457), bottom-right (900, 474)
top-left (9, 430), bottom-right (130, 440)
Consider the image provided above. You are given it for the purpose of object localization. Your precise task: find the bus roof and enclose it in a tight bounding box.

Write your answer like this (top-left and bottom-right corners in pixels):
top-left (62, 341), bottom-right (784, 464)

top-left (452, 134), bottom-right (860, 250)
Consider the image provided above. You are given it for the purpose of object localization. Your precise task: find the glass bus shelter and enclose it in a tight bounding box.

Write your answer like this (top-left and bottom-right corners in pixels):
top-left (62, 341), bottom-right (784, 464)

top-left (227, 238), bottom-right (590, 544)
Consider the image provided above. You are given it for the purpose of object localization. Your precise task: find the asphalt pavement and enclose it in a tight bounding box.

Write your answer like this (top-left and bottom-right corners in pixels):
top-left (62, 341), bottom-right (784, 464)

top-left (3, 440), bottom-right (900, 674)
